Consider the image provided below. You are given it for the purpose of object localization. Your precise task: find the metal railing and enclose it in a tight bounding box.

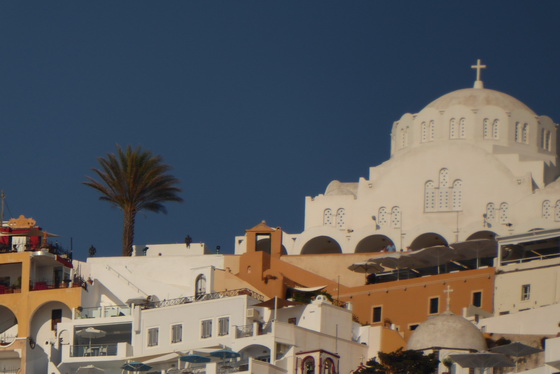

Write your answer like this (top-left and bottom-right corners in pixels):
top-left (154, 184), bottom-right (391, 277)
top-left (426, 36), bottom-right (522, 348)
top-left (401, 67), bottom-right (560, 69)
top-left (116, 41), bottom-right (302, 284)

top-left (235, 324), bottom-right (254, 338)
top-left (70, 343), bottom-right (118, 357)
top-left (145, 288), bottom-right (265, 310)
top-left (105, 265), bottom-right (150, 297)
top-left (0, 335), bottom-right (16, 346)
top-left (76, 305), bottom-right (131, 319)
top-left (501, 251), bottom-right (560, 265)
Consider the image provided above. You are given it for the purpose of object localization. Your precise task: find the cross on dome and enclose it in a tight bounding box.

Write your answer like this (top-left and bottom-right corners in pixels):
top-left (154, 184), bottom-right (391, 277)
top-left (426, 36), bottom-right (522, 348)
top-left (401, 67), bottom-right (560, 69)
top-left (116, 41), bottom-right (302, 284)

top-left (471, 59), bottom-right (487, 89)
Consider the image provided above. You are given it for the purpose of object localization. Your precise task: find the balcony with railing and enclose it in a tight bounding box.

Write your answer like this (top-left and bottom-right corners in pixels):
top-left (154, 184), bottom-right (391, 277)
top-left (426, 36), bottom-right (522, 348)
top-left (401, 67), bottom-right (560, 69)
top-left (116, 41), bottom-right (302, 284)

top-left (63, 341), bottom-right (132, 362)
top-left (75, 305), bottom-right (132, 319)
top-left (144, 288), bottom-right (265, 310)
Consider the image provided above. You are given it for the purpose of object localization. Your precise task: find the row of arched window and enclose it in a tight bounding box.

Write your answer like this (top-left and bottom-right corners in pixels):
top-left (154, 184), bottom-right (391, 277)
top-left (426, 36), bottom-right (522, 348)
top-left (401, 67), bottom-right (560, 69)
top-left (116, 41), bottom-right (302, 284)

top-left (542, 200), bottom-right (560, 221)
top-left (483, 118), bottom-right (500, 139)
top-left (514, 122), bottom-right (529, 144)
top-left (424, 169), bottom-right (462, 212)
top-left (377, 206), bottom-right (401, 229)
top-left (323, 208), bottom-right (346, 229)
top-left (486, 202), bottom-right (509, 224)
top-left (540, 128), bottom-right (552, 151)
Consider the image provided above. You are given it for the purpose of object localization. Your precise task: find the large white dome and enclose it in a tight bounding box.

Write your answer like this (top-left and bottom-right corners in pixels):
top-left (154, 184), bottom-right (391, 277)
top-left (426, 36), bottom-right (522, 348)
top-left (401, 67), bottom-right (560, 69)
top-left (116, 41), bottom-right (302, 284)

top-left (407, 311), bottom-right (487, 351)
top-left (424, 87), bottom-right (535, 115)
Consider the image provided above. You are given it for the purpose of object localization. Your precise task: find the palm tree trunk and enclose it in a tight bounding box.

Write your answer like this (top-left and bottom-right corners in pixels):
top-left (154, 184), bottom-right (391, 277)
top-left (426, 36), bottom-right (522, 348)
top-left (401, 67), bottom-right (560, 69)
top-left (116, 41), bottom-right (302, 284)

top-left (122, 206), bottom-right (136, 256)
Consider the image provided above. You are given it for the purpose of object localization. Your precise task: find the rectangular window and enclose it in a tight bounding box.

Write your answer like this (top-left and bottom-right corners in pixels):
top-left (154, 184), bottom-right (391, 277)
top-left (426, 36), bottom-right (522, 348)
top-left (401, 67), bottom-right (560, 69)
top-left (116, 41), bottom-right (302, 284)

top-left (171, 324), bottom-right (182, 343)
top-left (372, 306), bottom-right (382, 323)
top-left (429, 297), bottom-right (439, 314)
top-left (148, 327), bottom-right (159, 347)
top-left (201, 319), bottom-right (212, 339)
top-left (218, 317), bottom-right (229, 336)
top-left (472, 291), bottom-right (482, 307)
top-left (51, 309), bottom-right (62, 331)
top-left (521, 284), bottom-right (531, 301)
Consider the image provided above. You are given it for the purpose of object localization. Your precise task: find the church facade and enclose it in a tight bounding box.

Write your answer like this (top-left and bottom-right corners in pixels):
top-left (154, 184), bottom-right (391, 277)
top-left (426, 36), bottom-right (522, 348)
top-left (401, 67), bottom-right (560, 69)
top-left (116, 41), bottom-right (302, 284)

top-left (237, 61), bottom-right (560, 255)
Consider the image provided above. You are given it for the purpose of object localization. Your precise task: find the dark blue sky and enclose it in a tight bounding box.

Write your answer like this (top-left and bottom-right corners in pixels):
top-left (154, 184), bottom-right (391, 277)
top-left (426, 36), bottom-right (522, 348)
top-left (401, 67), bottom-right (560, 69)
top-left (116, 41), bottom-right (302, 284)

top-left (0, 2), bottom-right (559, 259)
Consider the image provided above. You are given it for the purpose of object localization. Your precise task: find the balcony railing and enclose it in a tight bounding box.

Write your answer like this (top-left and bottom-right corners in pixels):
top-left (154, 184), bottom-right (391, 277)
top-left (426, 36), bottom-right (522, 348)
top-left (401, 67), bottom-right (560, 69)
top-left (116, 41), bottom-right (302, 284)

top-left (0, 285), bottom-right (20, 294)
top-left (0, 335), bottom-right (16, 346)
top-left (235, 324), bottom-right (254, 338)
top-left (144, 288), bottom-right (265, 310)
top-left (70, 344), bottom-right (118, 357)
top-left (76, 305), bottom-right (131, 319)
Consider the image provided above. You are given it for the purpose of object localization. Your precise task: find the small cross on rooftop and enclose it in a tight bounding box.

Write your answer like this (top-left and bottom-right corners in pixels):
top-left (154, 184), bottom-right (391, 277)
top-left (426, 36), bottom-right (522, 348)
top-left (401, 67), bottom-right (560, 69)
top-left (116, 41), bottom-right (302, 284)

top-left (444, 284), bottom-right (454, 312)
top-left (471, 59), bottom-right (487, 89)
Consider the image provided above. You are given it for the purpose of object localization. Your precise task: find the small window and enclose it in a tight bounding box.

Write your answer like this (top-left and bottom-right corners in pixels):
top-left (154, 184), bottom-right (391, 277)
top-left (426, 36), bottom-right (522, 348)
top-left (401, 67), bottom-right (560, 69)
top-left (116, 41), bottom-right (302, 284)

top-left (51, 309), bottom-right (62, 331)
top-left (171, 324), bottom-right (182, 343)
top-left (218, 317), bottom-right (229, 336)
top-left (372, 306), bottom-right (382, 323)
top-left (429, 297), bottom-right (439, 314)
top-left (472, 291), bottom-right (482, 307)
top-left (148, 327), bottom-right (159, 347)
top-left (409, 324), bottom-right (419, 331)
top-left (201, 319), bottom-right (212, 339)
top-left (521, 284), bottom-right (531, 301)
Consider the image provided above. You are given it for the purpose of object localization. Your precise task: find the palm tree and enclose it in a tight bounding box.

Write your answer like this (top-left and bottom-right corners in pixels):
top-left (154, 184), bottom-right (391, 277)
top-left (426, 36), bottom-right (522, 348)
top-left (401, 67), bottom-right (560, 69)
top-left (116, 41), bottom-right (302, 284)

top-left (84, 145), bottom-right (183, 256)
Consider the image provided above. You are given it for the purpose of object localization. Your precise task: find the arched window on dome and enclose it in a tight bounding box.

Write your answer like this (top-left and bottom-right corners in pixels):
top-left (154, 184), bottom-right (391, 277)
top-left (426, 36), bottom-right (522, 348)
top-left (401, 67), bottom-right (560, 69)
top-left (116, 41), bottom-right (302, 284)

top-left (499, 202), bottom-right (509, 224)
top-left (540, 128), bottom-right (545, 149)
top-left (429, 120), bottom-right (435, 141)
top-left (449, 118), bottom-right (457, 139)
top-left (452, 180), bottom-right (462, 211)
top-left (421, 122), bottom-right (427, 143)
top-left (323, 358), bottom-right (336, 374)
top-left (195, 274), bottom-right (206, 299)
top-left (522, 123), bottom-right (529, 144)
top-left (542, 200), bottom-right (552, 220)
top-left (378, 207), bottom-right (388, 226)
top-left (438, 169), bottom-right (450, 210)
top-left (492, 119), bottom-right (500, 139)
top-left (483, 118), bottom-right (490, 139)
top-left (302, 357), bottom-right (315, 374)
top-left (555, 201), bottom-right (560, 222)
top-left (391, 206), bottom-right (401, 229)
top-left (323, 209), bottom-right (333, 226)
top-left (459, 118), bottom-right (466, 138)
top-left (486, 203), bottom-right (496, 221)
top-left (424, 181), bottom-right (435, 212)
top-left (515, 122), bottom-right (521, 143)
top-left (336, 208), bottom-right (345, 229)
top-left (546, 131), bottom-right (552, 151)
top-left (400, 127), bottom-right (409, 149)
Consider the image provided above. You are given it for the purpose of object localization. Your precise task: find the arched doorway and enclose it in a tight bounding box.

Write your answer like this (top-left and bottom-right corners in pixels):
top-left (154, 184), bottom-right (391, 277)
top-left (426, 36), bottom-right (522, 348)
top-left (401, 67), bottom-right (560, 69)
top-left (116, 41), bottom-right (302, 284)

top-left (239, 344), bottom-right (271, 363)
top-left (301, 236), bottom-right (342, 255)
top-left (466, 231), bottom-right (496, 241)
top-left (409, 233), bottom-right (448, 251)
top-left (0, 305), bottom-right (18, 342)
top-left (355, 235), bottom-right (395, 253)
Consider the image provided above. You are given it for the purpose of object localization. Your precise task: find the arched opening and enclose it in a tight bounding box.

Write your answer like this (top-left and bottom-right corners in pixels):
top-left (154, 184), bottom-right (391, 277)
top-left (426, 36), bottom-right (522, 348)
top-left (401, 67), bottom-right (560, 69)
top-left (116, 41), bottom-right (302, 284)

top-left (29, 301), bottom-right (72, 373)
top-left (239, 344), bottom-right (271, 363)
top-left (409, 233), bottom-right (448, 251)
top-left (0, 305), bottom-right (18, 343)
top-left (301, 236), bottom-right (341, 255)
top-left (302, 356), bottom-right (315, 374)
top-left (355, 235), bottom-right (395, 253)
top-left (256, 239), bottom-right (287, 255)
top-left (466, 231), bottom-right (497, 241)
top-left (195, 274), bottom-right (206, 299)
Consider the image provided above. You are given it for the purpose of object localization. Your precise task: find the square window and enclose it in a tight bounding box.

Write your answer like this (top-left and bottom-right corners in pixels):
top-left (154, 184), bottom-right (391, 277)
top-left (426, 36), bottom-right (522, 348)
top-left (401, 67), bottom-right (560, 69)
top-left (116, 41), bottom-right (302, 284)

top-left (472, 291), bottom-right (482, 307)
top-left (521, 284), bottom-right (531, 301)
top-left (201, 319), bottom-right (212, 339)
top-left (171, 324), bottom-right (182, 343)
top-left (429, 297), bottom-right (439, 314)
top-left (218, 317), bottom-right (229, 336)
top-left (148, 327), bottom-right (159, 347)
top-left (372, 306), bottom-right (382, 323)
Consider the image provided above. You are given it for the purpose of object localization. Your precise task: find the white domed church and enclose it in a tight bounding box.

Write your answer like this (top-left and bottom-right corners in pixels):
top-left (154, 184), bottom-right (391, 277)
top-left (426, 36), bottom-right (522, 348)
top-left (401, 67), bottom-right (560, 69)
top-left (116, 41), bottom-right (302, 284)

top-left (246, 61), bottom-right (560, 255)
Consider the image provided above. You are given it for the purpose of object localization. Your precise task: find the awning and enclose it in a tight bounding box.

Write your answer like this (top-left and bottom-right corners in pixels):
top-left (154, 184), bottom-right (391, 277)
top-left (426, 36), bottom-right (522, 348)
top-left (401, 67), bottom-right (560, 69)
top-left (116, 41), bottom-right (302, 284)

top-left (450, 352), bottom-right (515, 368)
top-left (56, 255), bottom-right (73, 268)
top-left (253, 297), bottom-right (303, 309)
top-left (289, 285), bottom-right (327, 292)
